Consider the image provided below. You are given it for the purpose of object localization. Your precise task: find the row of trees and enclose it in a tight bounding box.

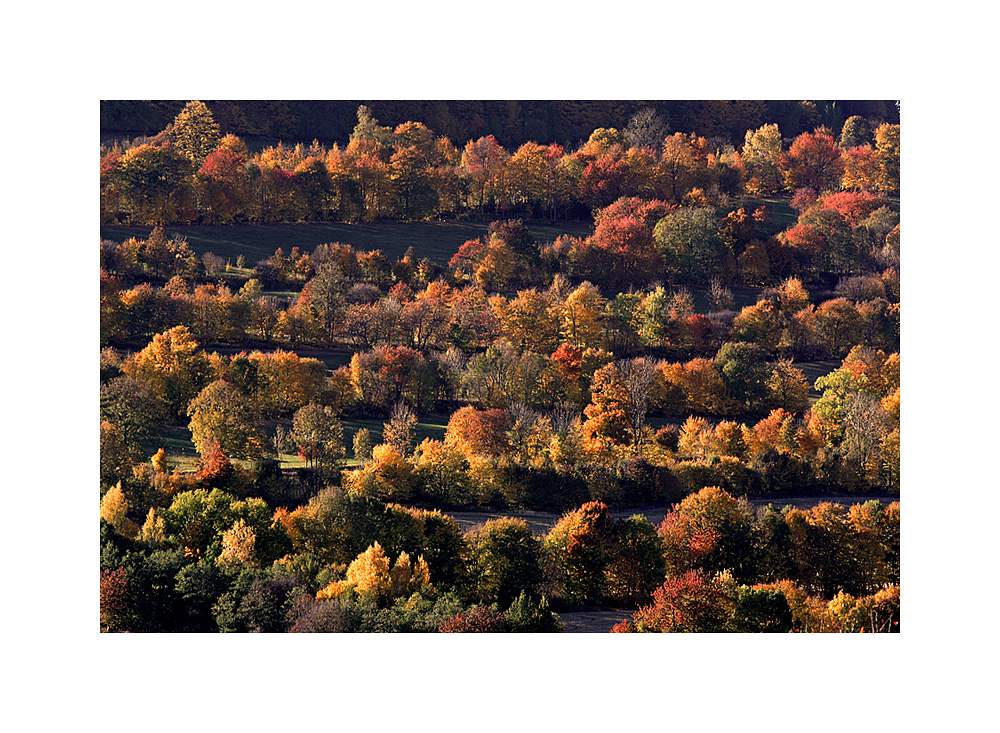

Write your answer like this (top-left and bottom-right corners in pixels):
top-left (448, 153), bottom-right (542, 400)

top-left (102, 100), bottom-right (898, 154)
top-left (101, 102), bottom-right (900, 227)
top-left (102, 253), bottom-right (896, 368)
top-left (100, 482), bottom-right (898, 632)
top-left (101, 318), bottom-right (898, 531)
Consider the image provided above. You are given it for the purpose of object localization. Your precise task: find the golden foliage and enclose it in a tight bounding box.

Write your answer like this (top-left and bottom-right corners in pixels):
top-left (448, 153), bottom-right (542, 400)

top-left (217, 518), bottom-right (257, 567)
top-left (100, 482), bottom-right (129, 530)
top-left (316, 542), bottom-right (431, 604)
top-left (138, 508), bottom-right (167, 545)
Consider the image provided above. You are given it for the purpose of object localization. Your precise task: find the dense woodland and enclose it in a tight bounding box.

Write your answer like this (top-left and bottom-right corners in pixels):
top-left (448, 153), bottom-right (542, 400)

top-left (100, 100), bottom-right (900, 633)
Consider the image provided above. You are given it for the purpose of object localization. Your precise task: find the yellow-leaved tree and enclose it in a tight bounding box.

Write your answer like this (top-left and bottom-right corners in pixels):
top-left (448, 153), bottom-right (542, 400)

top-left (100, 482), bottom-right (136, 537)
top-left (217, 518), bottom-right (257, 567)
top-left (317, 542), bottom-right (431, 605)
top-left (138, 508), bottom-right (167, 546)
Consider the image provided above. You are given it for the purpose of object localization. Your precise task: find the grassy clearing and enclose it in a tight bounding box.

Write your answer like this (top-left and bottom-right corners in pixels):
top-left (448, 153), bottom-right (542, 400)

top-left (340, 415), bottom-right (449, 449)
top-left (757, 196), bottom-right (799, 235)
top-left (794, 359), bottom-right (842, 396)
top-left (153, 414), bottom-right (451, 474)
top-left (153, 425), bottom-right (201, 472)
top-left (100, 220), bottom-right (593, 268)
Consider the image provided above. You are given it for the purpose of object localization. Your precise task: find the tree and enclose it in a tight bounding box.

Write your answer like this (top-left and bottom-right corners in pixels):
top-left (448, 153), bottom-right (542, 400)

top-left (217, 518), bottom-right (257, 568)
top-left (578, 148), bottom-right (639, 210)
top-left (741, 124), bottom-right (783, 194)
top-left (780, 131), bottom-right (844, 193)
top-left (495, 289), bottom-right (560, 353)
top-left (558, 281), bottom-right (607, 349)
top-left (874, 123), bottom-right (900, 194)
top-left (445, 406), bottom-right (512, 457)
top-left (582, 363), bottom-right (634, 455)
top-left (838, 115), bottom-right (873, 149)
top-left (100, 482), bottom-right (132, 535)
top-left (576, 215), bottom-right (665, 290)
top-left (462, 135), bottom-right (509, 213)
top-left (654, 206), bottom-right (733, 285)
top-left (350, 105), bottom-right (393, 148)
top-left (383, 401), bottom-right (418, 456)
top-left (543, 501), bottom-right (619, 606)
top-left (841, 145), bottom-right (881, 191)
top-left (623, 107), bottom-right (670, 152)
top-left (616, 358), bottom-right (659, 446)
top-left (301, 261), bottom-right (346, 341)
top-left (715, 341), bottom-right (770, 415)
top-left (353, 428), bottom-right (373, 462)
top-left (291, 402), bottom-right (346, 480)
top-left (413, 438), bottom-right (472, 506)
top-left (172, 101), bottom-right (221, 167)
top-left (117, 145), bottom-right (191, 224)
top-left (122, 326), bottom-right (211, 417)
top-left (345, 444), bottom-right (416, 503)
top-left (625, 570), bottom-right (732, 632)
top-left (465, 517), bottom-right (544, 606)
top-left (727, 586), bottom-right (794, 632)
top-left (318, 542), bottom-right (431, 606)
top-left (657, 486), bottom-right (760, 583)
top-left (654, 133), bottom-right (705, 203)
top-left (604, 516), bottom-right (668, 606)
top-left (785, 503), bottom-right (887, 598)
top-left (766, 360), bottom-right (811, 413)
top-left (187, 380), bottom-right (265, 460)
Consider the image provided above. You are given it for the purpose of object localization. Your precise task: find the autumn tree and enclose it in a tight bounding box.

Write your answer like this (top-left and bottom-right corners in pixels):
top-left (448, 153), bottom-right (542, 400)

top-left (122, 326), bottom-right (211, 417)
top-left (383, 400), bottom-right (418, 456)
top-left (624, 570), bottom-right (732, 632)
top-left (874, 123), bottom-right (900, 194)
top-left (544, 501), bottom-right (617, 606)
top-left (839, 115), bottom-right (873, 149)
top-left (318, 542), bottom-right (431, 606)
top-left (413, 438), bottom-right (472, 506)
top-left (582, 363), bottom-right (634, 455)
top-left (654, 133), bottom-right (706, 203)
top-left (766, 359), bottom-right (811, 413)
top-left (464, 518), bottom-right (544, 606)
top-left (575, 214), bottom-right (666, 291)
top-left (291, 402), bottom-right (346, 480)
top-left (658, 487), bottom-right (760, 583)
top-left (654, 206), bottom-right (733, 285)
top-left (445, 406), bottom-right (512, 458)
top-left (558, 281), bottom-right (607, 349)
top-left (353, 428), bottom-right (373, 462)
top-left (741, 123), bottom-right (783, 194)
top-left (344, 444), bottom-right (416, 503)
top-left (187, 380), bottom-right (265, 461)
top-left (171, 101), bottom-right (222, 167)
top-left (462, 135), bottom-right (509, 213)
top-left (780, 131), bottom-right (845, 193)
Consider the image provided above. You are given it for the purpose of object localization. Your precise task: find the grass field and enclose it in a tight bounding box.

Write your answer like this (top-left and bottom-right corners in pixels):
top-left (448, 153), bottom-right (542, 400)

top-left (154, 415), bottom-right (452, 473)
top-left (100, 220), bottom-right (593, 268)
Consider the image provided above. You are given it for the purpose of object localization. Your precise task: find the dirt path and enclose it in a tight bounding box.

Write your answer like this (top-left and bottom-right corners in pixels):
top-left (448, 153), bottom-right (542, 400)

top-left (557, 609), bottom-right (634, 633)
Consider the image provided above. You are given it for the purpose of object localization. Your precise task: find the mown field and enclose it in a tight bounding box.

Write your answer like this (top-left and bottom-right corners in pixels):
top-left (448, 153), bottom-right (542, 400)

top-left (154, 415), bottom-right (451, 472)
top-left (100, 220), bottom-right (593, 268)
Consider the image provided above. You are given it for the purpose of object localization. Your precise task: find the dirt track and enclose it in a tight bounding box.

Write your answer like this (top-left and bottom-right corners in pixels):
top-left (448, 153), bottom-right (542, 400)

top-left (557, 609), bottom-right (634, 633)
